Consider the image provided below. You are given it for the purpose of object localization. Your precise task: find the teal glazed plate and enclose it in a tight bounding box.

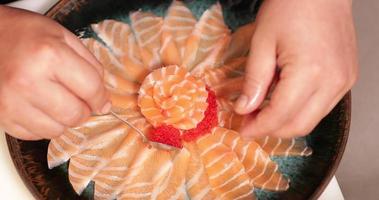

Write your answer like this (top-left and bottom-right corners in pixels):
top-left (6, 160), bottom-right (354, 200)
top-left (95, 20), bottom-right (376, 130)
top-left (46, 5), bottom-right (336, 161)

top-left (6, 0), bottom-right (351, 199)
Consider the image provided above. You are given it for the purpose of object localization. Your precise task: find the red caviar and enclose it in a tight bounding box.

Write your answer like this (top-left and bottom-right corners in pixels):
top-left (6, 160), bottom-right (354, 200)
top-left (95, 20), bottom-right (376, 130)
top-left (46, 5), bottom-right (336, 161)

top-left (148, 87), bottom-right (218, 148)
top-left (149, 125), bottom-right (183, 148)
top-left (182, 87), bottom-right (218, 141)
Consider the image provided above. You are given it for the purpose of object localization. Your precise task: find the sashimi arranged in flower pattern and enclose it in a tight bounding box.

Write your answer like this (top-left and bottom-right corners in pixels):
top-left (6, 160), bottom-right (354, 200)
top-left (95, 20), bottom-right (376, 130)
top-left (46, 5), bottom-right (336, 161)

top-left (47, 1), bottom-right (312, 199)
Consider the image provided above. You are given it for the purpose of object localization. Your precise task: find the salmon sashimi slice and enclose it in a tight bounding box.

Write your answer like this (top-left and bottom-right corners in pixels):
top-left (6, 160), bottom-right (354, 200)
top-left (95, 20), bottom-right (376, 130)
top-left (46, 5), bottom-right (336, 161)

top-left (104, 69), bottom-right (140, 94)
top-left (92, 129), bottom-right (146, 199)
top-left (211, 127), bottom-right (289, 191)
top-left (256, 136), bottom-right (313, 157)
top-left (223, 22), bottom-right (256, 62)
top-left (185, 142), bottom-right (218, 200)
top-left (217, 98), bottom-right (235, 111)
top-left (138, 65), bottom-right (208, 130)
top-left (191, 34), bottom-right (231, 76)
top-left (116, 148), bottom-right (172, 200)
top-left (196, 133), bottom-right (255, 200)
top-left (213, 76), bottom-right (244, 100)
top-left (92, 19), bottom-right (150, 83)
top-left (82, 38), bottom-right (149, 83)
top-left (218, 110), bottom-right (245, 131)
top-left (47, 128), bottom-right (87, 169)
top-left (68, 124), bottom-right (130, 193)
top-left (151, 149), bottom-right (190, 200)
top-left (182, 3), bottom-right (230, 71)
top-left (161, 0), bottom-right (197, 66)
top-left (110, 92), bottom-right (138, 111)
top-left (216, 99), bottom-right (246, 131)
top-left (202, 57), bottom-right (246, 86)
top-left (92, 19), bottom-right (139, 58)
top-left (130, 11), bottom-right (163, 69)
top-left (47, 110), bottom-right (143, 169)
top-left (47, 128), bottom-right (103, 169)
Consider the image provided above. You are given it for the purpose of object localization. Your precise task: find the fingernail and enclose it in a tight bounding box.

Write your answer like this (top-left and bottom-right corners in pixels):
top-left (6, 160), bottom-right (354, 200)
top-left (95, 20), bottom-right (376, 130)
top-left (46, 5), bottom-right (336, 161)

top-left (235, 95), bottom-right (249, 112)
top-left (100, 101), bottom-right (112, 114)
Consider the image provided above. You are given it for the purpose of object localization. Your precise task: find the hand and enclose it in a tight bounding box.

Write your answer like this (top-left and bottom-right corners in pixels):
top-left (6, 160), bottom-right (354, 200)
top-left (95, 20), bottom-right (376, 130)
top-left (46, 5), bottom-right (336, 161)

top-left (0, 6), bottom-right (110, 140)
top-left (234, 0), bottom-right (358, 138)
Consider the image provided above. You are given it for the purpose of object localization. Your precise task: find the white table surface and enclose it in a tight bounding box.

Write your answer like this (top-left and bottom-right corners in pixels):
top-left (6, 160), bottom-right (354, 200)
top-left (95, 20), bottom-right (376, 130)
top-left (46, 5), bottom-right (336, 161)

top-left (0, 0), bottom-right (345, 199)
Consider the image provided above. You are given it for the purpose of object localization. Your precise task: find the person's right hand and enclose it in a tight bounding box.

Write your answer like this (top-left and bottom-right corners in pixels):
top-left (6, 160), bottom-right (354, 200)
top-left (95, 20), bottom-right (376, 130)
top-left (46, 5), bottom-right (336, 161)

top-left (0, 6), bottom-right (110, 140)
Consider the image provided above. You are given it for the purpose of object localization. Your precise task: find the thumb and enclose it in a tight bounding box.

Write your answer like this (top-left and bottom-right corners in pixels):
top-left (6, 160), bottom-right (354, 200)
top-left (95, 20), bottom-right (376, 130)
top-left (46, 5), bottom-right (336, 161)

top-left (234, 34), bottom-right (276, 115)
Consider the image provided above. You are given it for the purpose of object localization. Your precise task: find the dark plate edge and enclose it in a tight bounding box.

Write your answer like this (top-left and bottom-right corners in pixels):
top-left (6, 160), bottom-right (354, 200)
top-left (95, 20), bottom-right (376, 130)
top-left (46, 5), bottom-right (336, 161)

top-left (6, 137), bottom-right (44, 200)
top-left (45, 0), bottom-right (69, 18)
top-left (309, 91), bottom-right (351, 200)
top-left (45, 0), bottom-right (90, 21)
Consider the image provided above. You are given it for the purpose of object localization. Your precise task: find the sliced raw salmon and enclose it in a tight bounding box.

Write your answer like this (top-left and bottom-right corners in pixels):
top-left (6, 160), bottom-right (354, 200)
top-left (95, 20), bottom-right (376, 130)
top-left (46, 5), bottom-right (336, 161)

top-left (185, 142), bottom-right (218, 200)
top-left (92, 19), bottom-right (150, 83)
top-left (92, 20), bottom-right (137, 58)
top-left (218, 110), bottom-right (245, 131)
top-left (82, 38), bottom-right (149, 83)
top-left (196, 133), bottom-right (255, 200)
top-left (104, 70), bottom-right (140, 94)
top-left (216, 99), bottom-right (246, 131)
top-left (68, 124), bottom-right (129, 193)
top-left (213, 76), bottom-right (244, 100)
top-left (47, 110), bottom-right (145, 168)
top-left (130, 11), bottom-right (163, 69)
top-left (92, 129), bottom-right (146, 199)
top-left (161, 0), bottom-right (197, 65)
top-left (116, 148), bottom-right (172, 200)
top-left (256, 136), bottom-right (313, 157)
top-left (202, 57), bottom-right (246, 86)
top-left (182, 3), bottom-right (230, 70)
top-left (110, 92), bottom-right (138, 111)
top-left (138, 65), bottom-right (208, 130)
top-left (211, 127), bottom-right (289, 191)
top-left (217, 98), bottom-right (235, 111)
top-left (191, 34), bottom-right (231, 76)
top-left (151, 149), bottom-right (190, 200)
top-left (223, 22), bottom-right (256, 61)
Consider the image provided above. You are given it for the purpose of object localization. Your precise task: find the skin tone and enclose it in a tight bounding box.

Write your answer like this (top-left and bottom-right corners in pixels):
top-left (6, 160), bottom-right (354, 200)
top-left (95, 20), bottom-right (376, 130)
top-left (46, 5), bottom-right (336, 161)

top-left (0, 0), bottom-right (358, 140)
top-left (0, 6), bottom-right (111, 140)
top-left (234, 0), bottom-right (358, 138)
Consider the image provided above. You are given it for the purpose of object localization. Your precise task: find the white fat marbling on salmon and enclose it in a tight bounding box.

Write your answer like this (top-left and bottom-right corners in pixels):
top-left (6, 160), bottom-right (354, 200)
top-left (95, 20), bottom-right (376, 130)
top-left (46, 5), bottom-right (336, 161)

top-left (261, 164), bottom-right (279, 189)
top-left (284, 139), bottom-right (296, 157)
top-left (213, 168), bottom-right (244, 190)
top-left (220, 179), bottom-right (250, 198)
top-left (192, 186), bottom-right (211, 200)
top-left (209, 161), bottom-right (234, 180)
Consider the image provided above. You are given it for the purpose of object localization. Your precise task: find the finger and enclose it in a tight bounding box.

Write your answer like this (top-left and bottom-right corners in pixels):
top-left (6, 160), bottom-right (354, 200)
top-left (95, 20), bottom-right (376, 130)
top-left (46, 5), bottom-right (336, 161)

top-left (326, 88), bottom-right (351, 114)
top-left (239, 66), bottom-right (318, 139)
top-left (274, 88), bottom-right (341, 138)
top-left (14, 101), bottom-right (65, 139)
top-left (53, 44), bottom-right (111, 114)
top-left (3, 122), bottom-right (42, 140)
top-left (28, 80), bottom-right (91, 127)
top-left (234, 31), bottom-right (277, 114)
top-left (63, 30), bottom-right (104, 77)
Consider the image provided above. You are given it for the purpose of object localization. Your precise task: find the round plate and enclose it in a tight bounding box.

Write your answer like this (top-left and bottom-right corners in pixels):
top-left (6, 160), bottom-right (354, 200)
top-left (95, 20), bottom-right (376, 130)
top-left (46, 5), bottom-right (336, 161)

top-left (6, 0), bottom-right (351, 199)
